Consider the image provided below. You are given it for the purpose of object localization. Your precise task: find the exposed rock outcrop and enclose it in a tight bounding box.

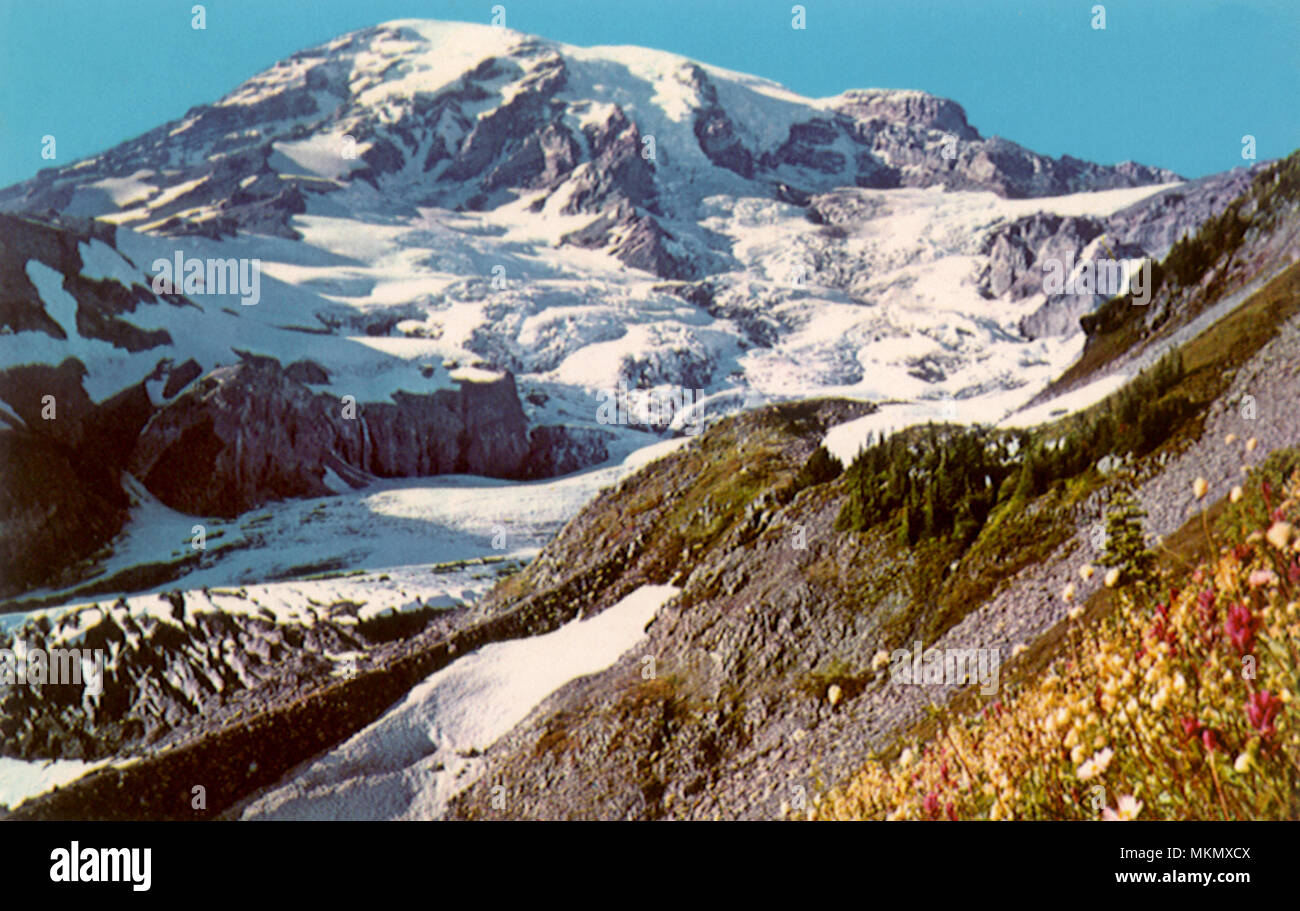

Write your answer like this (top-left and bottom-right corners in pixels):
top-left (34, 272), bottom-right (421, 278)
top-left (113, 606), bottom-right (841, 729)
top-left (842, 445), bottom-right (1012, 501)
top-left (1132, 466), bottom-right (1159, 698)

top-left (0, 359), bottom-right (154, 597)
top-left (128, 358), bottom-right (533, 517)
top-left (523, 424), bottom-right (612, 479)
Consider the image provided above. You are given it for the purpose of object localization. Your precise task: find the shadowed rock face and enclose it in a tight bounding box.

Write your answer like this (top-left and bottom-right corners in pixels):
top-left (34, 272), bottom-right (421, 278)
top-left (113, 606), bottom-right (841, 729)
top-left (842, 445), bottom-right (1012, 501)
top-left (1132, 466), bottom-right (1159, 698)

top-left (523, 424), bottom-right (612, 479)
top-left (129, 358), bottom-right (531, 517)
top-left (0, 356), bottom-right (156, 597)
top-left (0, 429), bottom-right (128, 597)
top-left (0, 347), bottom-right (572, 595)
top-left (0, 210), bottom-right (597, 596)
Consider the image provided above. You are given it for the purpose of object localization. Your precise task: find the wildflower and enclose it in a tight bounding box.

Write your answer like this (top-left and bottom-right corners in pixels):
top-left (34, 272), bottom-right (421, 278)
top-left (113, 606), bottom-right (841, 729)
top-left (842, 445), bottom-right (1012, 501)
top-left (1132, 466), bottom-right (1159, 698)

top-left (1011, 643), bottom-right (1028, 658)
top-left (1246, 691), bottom-right (1282, 738)
top-left (1266, 522), bottom-right (1294, 551)
top-left (1104, 568), bottom-right (1122, 588)
top-left (1234, 752), bottom-right (1252, 773)
top-left (1193, 477), bottom-right (1209, 500)
top-left (1248, 568), bottom-right (1278, 588)
top-left (1224, 433), bottom-right (1237, 445)
top-left (1202, 729), bottom-right (1220, 752)
top-left (897, 747), bottom-right (915, 769)
top-left (1068, 605), bottom-right (1084, 621)
top-left (827, 684), bottom-right (843, 707)
top-left (1062, 583), bottom-right (1076, 602)
top-left (1079, 564), bottom-right (1095, 581)
top-left (923, 791), bottom-right (941, 819)
top-left (1076, 747), bottom-right (1114, 781)
top-left (871, 650), bottom-right (891, 671)
top-left (1224, 602), bottom-right (1260, 654)
top-left (1101, 795), bottom-right (1143, 821)
top-left (1246, 437), bottom-right (1258, 452)
top-left (1230, 486), bottom-right (1243, 503)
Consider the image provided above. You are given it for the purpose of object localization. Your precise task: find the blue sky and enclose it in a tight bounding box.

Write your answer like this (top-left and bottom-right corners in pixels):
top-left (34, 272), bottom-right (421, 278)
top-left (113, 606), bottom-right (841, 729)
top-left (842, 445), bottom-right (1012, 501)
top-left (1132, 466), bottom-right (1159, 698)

top-left (1, 0), bottom-right (1296, 188)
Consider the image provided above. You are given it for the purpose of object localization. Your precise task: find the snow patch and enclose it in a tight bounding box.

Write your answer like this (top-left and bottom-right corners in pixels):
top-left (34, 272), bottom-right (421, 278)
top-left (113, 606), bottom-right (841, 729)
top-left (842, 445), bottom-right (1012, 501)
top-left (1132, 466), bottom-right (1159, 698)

top-left (0, 757), bottom-right (109, 811)
top-left (240, 583), bottom-right (680, 820)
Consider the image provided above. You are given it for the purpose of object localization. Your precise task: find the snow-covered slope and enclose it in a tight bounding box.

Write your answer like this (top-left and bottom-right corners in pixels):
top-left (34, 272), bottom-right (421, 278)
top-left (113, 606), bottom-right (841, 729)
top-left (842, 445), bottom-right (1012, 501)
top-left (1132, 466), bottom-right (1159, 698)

top-left (0, 18), bottom-right (1227, 601)
top-left (239, 583), bottom-right (679, 820)
top-left (0, 19), bottom-right (1196, 426)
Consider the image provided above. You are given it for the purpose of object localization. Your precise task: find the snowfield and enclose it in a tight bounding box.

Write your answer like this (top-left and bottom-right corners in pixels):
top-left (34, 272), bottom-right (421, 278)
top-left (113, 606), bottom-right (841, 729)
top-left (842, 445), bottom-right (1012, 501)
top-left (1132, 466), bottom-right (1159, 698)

top-left (0, 758), bottom-right (109, 811)
top-left (239, 584), bottom-right (680, 820)
top-left (4, 437), bottom-right (689, 623)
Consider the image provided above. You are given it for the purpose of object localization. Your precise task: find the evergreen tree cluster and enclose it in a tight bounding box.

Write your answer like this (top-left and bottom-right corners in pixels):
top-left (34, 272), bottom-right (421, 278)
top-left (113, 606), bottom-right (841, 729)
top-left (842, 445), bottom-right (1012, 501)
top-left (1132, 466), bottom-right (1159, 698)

top-left (837, 424), bottom-right (1019, 546)
top-left (836, 351), bottom-right (1191, 547)
top-left (1012, 351), bottom-right (1191, 501)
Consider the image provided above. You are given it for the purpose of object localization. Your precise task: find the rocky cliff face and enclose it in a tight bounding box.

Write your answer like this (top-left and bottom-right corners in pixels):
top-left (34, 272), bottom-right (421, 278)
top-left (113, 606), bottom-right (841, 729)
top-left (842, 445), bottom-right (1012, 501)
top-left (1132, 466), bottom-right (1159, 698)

top-left (129, 357), bottom-right (531, 517)
top-left (0, 207), bottom-right (608, 595)
top-left (971, 166), bottom-right (1266, 339)
top-left (0, 579), bottom-right (469, 762)
top-left (0, 350), bottom-right (154, 595)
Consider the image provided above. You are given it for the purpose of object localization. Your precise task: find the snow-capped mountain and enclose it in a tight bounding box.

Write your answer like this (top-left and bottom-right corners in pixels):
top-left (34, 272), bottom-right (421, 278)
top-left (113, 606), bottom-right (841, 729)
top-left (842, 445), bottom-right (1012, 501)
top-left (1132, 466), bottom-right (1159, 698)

top-left (3, 17), bottom-right (1296, 821)
top-left (0, 18), bottom-right (1205, 411)
top-left (0, 18), bottom-right (1248, 605)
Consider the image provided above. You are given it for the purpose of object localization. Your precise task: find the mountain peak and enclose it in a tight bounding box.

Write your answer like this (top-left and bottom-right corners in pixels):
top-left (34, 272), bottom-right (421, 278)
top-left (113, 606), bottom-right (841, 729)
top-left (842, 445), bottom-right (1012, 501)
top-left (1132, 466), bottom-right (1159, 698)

top-left (0, 18), bottom-right (1180, 273)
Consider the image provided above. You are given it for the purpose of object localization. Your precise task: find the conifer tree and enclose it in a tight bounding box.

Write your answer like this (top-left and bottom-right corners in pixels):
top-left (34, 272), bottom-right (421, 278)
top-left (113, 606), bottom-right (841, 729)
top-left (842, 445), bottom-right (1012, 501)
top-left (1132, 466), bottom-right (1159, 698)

top-left (1097, 488), bottom-right (1157, 586)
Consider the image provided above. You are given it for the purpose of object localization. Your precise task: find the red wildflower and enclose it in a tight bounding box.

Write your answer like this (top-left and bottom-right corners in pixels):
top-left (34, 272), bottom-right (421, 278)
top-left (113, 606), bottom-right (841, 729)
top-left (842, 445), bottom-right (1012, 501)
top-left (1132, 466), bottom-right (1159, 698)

top-left (1246, 691), bottom-right (1283, 738)
top-left (1197, 588), bottom-right (1217, 635)
top-left (1224, 602), bottom-right (1260, 654)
